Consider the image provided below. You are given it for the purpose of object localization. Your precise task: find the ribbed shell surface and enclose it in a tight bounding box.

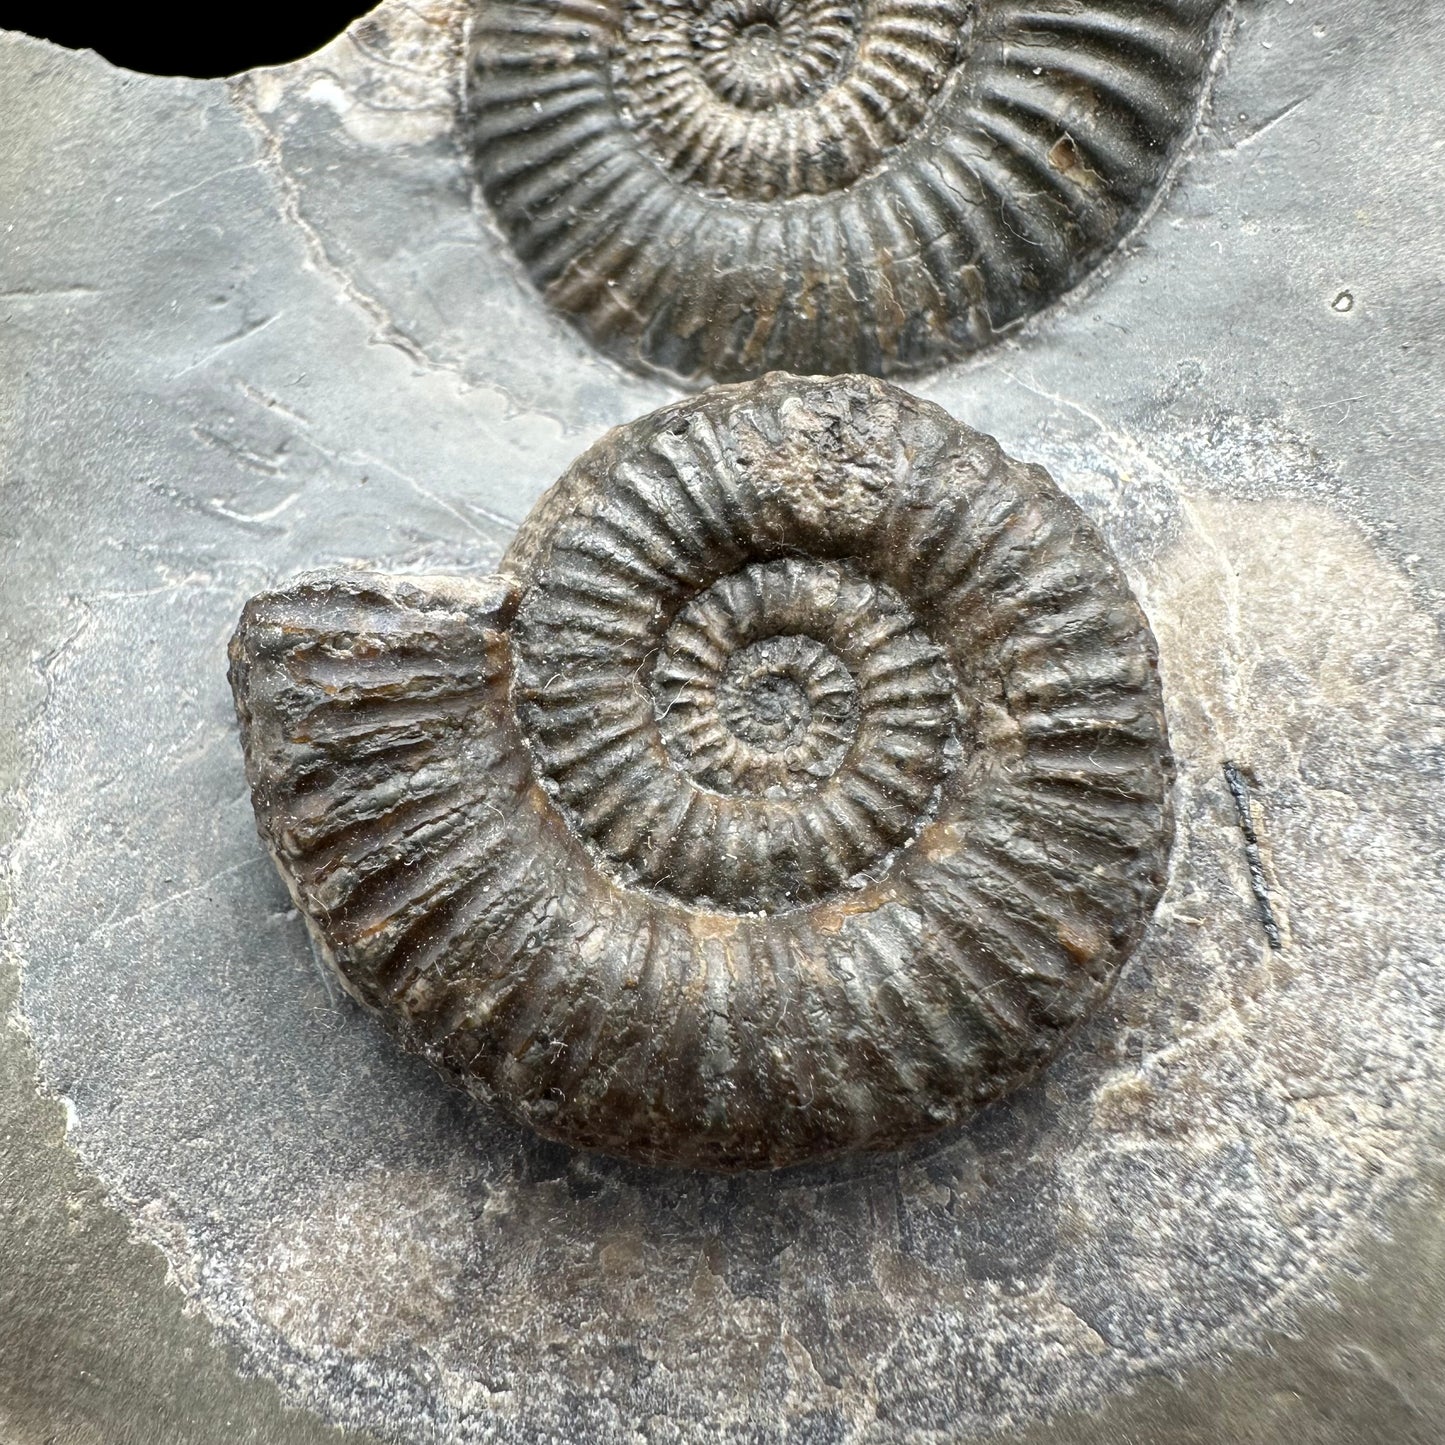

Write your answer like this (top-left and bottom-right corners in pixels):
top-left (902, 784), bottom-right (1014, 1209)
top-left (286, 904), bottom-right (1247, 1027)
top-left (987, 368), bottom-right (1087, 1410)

top-left (467, 0), bottom-right (1229, 384)
top-left (230, 374), bottom-right (1174, 1169)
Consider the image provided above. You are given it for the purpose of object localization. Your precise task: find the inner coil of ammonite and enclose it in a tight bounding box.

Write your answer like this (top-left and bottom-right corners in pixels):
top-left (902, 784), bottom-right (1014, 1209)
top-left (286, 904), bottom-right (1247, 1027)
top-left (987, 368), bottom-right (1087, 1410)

top-left (230, 374), bottom-right (1176, 1170)
top-left (614, 0), bottom-right (969, 203)
top-left (517, 554), bottom-right (958, 912)
top-left (468, 0), bottom-right (1229, 385)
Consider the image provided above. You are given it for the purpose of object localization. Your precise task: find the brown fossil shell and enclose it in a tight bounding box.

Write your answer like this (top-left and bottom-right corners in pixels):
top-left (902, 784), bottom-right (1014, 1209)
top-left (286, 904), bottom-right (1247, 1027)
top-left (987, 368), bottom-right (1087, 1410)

top-left (230, 374), bottom-right (1174, 1170)
top-left (466, 0), bottom-right (1229, 385)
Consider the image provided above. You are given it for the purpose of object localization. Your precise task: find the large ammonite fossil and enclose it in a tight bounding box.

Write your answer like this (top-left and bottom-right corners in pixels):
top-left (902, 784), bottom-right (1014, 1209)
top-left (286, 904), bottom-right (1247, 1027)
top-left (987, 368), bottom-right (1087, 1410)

top-left (230, 374), bottom-right (1174, 1170)
top-left (467, 0), bottom-right (1228, 385)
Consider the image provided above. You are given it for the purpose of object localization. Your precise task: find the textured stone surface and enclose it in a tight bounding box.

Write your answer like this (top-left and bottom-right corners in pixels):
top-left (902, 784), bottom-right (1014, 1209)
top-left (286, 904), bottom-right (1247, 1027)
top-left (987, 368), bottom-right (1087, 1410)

top-left (229, 376), bottom-right (1173, 1169)
top-left (2, 2), bottom-right (1445, 1442)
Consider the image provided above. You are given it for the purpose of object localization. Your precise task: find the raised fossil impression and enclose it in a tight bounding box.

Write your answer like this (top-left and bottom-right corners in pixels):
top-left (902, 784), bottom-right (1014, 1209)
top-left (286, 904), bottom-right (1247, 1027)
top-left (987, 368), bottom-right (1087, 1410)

top-left (467, 0), bottom-right (1228, 385)
top-left (230, 374), bottom-right (1174, 1170)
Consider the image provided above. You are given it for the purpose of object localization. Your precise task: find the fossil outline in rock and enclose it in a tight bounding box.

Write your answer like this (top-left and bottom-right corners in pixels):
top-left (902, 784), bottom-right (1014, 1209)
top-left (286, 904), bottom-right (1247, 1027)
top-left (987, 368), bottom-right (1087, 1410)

top-left (467, 0), bottom-right (1230, 386)
top-left (230, 374), bottom-right (1174, 1170)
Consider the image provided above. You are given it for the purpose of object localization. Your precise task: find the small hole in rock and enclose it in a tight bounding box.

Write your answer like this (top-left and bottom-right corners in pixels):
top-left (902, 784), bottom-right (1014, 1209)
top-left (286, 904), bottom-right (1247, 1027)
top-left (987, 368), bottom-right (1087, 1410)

top-left (3, 0), bottom-right (380, 78)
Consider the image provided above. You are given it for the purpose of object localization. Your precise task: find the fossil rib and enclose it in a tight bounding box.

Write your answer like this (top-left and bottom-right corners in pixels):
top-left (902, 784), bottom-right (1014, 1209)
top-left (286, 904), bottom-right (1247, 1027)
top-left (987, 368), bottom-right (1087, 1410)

top-left (467, 0), bottom-right (1229, 385)
top-left (230, 374), bottom-right (1174, 1169)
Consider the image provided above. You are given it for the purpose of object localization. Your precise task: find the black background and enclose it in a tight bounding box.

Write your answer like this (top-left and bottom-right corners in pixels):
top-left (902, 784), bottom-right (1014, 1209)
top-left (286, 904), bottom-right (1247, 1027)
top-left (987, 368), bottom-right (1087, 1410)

top-left (0, 0), bottom-right (377, 76)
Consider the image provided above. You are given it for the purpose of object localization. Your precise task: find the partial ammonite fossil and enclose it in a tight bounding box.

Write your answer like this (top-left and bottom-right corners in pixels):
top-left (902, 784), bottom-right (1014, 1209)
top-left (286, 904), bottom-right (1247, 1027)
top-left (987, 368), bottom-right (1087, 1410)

top-left (467, 0), bottom-right (1229, 385)
top-left (230, 374), bottom-right (1174, 1170)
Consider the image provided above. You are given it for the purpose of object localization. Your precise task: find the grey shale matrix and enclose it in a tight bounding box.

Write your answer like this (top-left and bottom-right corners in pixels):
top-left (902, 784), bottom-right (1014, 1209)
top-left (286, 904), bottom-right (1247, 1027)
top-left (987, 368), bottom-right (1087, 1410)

top-left (231, 374), bottom-right (1175, 1170)
top-left (468, 0), bottom-right (1229, 383)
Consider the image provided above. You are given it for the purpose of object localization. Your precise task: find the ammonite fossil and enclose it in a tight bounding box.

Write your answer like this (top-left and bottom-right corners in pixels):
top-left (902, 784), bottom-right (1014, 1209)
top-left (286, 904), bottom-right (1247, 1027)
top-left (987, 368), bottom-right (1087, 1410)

top-left (230, 374), bottom-right (1174, 1170)
top-left (467, 0), bottom-right (1228, 385)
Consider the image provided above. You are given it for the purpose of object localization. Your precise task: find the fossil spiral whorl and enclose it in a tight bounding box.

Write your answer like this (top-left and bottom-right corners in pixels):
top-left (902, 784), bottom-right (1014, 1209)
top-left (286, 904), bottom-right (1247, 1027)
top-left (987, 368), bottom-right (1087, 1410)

top-left (467, 0), bottom-right (1228, 385)
top-left (230, 375), bottom-right (1174, 1170)
top-left (517, 553), bottom-right (958, 913)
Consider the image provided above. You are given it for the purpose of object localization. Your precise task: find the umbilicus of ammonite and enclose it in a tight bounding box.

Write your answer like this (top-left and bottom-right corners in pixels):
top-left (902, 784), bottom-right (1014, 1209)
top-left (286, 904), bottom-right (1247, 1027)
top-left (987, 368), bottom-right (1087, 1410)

top-left (467, 0), bottom-right (1229, 384)
top-left (230, 374), bottom-right (1174, 1171)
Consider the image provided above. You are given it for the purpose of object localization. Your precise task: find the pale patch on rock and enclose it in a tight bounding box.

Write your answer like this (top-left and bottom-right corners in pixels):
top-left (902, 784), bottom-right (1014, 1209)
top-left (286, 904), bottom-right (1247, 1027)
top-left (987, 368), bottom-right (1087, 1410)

top-left (247, 0), bottom-right (468, 149)
top-left (246, 1169), bottom-right (472, 1358)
